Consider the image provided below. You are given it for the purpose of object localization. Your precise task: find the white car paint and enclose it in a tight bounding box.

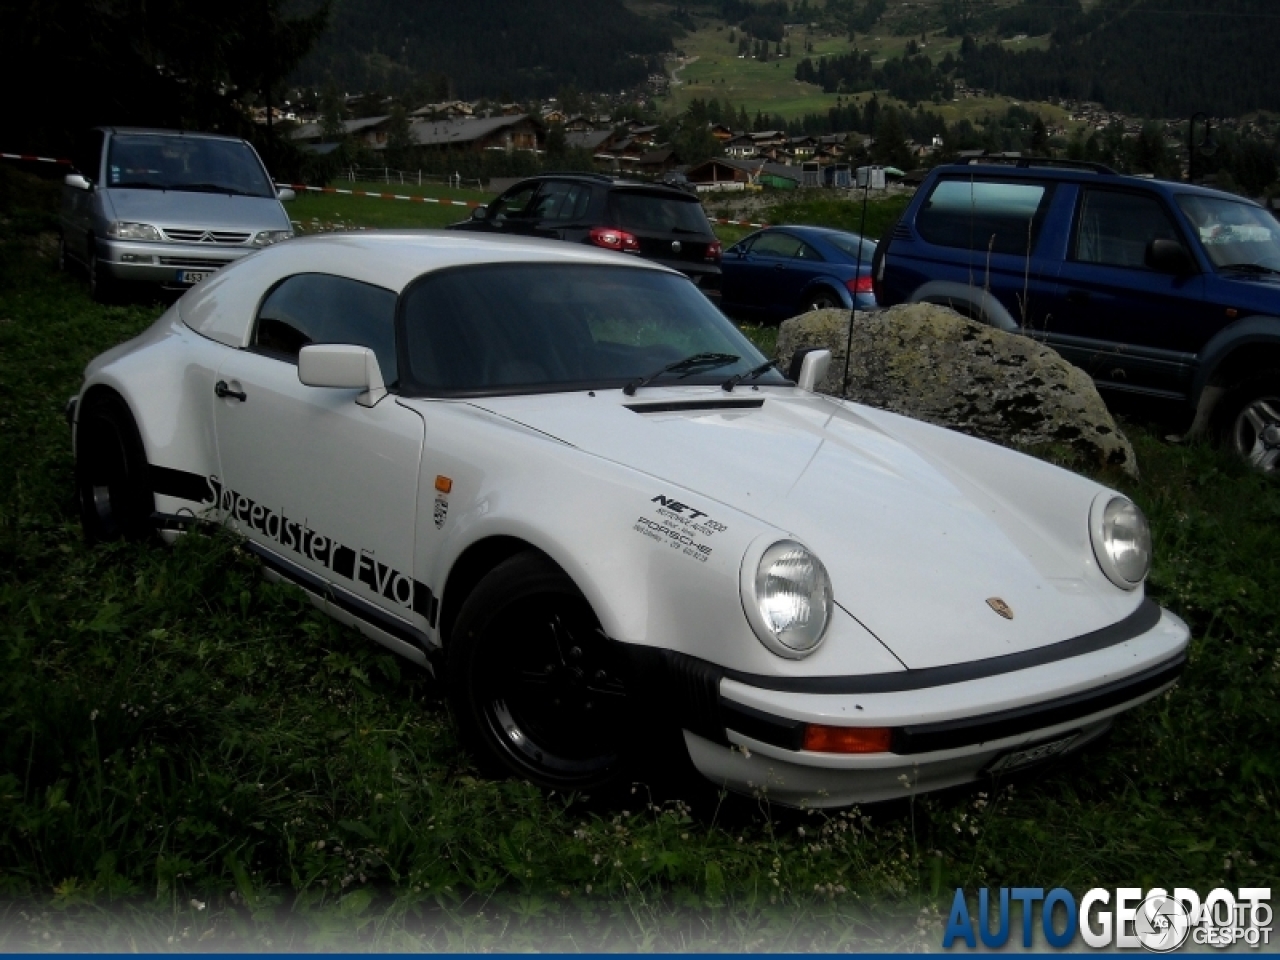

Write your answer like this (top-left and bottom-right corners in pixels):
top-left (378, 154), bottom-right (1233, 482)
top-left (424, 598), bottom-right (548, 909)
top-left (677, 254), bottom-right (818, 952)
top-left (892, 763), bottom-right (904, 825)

top-left (72, 231), bottom-right (1191, 808)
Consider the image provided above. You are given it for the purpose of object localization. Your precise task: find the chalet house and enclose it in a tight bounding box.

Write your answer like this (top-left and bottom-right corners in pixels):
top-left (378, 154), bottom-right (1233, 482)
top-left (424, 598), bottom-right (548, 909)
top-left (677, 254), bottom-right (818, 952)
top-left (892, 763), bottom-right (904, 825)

top-left (408, 114), bottom-right (543, 153)
top-left (289, 115), bottom-right (392, 150)
top-left (724, 135), bottom-right (758, 159)
top-left (709, 124), bottom-right (735, 142)
top-left (683, 157), bottom-right (761, 191)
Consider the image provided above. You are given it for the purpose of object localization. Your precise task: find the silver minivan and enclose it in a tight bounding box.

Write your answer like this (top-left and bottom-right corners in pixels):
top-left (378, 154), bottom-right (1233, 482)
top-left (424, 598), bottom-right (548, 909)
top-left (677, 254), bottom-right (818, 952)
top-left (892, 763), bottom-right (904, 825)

top-left (59, 127), bottom-right (296, 300)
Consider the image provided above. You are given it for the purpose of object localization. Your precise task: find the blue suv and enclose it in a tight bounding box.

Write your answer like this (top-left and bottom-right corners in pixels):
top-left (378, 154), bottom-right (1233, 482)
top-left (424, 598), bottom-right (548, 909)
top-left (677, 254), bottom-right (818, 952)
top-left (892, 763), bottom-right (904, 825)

top-left (873, 157), bottom-right (1280, 475)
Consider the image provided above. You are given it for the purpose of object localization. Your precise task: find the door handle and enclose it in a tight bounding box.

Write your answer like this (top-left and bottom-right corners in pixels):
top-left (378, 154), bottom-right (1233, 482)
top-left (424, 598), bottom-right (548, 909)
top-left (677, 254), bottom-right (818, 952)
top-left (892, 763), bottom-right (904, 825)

top-left (215, 380), bottom-right (247, 402)
top-left (1065, 290), bottom-right (1090, 305)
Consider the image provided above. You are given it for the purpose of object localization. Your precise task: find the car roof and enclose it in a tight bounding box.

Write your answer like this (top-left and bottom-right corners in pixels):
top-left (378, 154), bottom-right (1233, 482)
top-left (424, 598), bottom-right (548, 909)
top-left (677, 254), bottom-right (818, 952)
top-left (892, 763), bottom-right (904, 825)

top-left (930, 161), bottom-right (1262, 207)
top-left (96, 126), bottom-right (248, 143)
top-left (180, 231), bottom-right (678, 348)
top-left (512, 173), bottom-right (700, 199)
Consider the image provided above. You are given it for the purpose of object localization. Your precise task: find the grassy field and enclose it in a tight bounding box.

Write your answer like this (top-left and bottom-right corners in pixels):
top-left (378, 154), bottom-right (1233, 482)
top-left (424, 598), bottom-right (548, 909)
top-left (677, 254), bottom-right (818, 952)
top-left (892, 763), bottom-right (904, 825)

top-left (663, 17), bottom-right (1070, 127)
top-left (287, 181), bottom-right (491, 234)
top-left (0, 177), bottom-right (1277, 947)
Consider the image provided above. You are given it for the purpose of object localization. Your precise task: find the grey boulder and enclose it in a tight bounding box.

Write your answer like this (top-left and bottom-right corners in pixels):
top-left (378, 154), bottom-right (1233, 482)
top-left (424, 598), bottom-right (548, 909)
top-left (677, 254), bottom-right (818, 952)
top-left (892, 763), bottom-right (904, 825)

top-left (774, 303), bottom-right (1138, 477)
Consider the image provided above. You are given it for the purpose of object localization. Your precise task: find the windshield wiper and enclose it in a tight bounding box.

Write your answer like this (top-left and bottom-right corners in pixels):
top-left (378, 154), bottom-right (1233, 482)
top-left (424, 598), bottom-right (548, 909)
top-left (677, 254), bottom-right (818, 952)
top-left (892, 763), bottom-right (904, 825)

top-left (722, 358), bottom-right (780, 392)
top-left (623, 352), bottom-right (740, 396)
top-left (1221, 262), bottom-right (1280, 276)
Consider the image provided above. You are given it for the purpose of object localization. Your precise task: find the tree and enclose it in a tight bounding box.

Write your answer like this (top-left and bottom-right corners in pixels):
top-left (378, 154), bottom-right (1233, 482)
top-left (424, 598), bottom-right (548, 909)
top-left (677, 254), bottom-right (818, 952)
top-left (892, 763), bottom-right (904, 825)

top-left (3, 0), bottom-right (332, 156)
top-left (385, 103), bottom-right (415, 169)
top-left (1029, 116), bottom-right (1051, 157)
top-left (871, 107), bottom-right (912, 169)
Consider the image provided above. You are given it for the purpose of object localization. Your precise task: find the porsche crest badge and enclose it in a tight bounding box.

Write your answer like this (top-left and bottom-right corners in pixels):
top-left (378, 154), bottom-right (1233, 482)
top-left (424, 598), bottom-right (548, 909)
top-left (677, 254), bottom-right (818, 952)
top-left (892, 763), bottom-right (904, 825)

top-left (986, 597), bottom-right (1014, 619)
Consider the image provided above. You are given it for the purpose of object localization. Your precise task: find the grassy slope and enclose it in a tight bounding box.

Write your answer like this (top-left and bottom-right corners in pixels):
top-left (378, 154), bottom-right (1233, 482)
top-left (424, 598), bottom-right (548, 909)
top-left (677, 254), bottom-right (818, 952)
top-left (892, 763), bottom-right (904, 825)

top-left (664, 16), bottom-right (1068, 126)
top-left (0, 182), bottom-right (1277, 945)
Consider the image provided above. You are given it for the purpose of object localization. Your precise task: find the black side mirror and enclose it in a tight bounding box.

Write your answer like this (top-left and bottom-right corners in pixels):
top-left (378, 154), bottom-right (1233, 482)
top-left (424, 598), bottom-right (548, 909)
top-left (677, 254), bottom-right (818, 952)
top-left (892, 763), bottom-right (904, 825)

top-left (470, 205), bottom-right (487, 221)
top-left (1146, 238), bottom-right (1194, 275)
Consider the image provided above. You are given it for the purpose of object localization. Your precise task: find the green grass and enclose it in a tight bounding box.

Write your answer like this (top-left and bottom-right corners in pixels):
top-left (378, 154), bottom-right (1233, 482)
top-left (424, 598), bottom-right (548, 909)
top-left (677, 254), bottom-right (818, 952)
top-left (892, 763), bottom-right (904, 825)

top-left (1, 181), bottom-right (1277, 946)
top-left (288, 181), bottom-right (491, 234)
top-left (663, 19), bottom-right (1073, 126)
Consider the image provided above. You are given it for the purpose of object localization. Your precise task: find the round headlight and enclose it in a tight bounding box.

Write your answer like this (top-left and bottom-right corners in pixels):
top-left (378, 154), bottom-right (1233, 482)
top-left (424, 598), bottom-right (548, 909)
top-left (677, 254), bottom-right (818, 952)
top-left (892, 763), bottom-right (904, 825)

top-left (1090, 494), bottom-right (1151, 589)
top-left (745, 540), bottom-right (833, 658)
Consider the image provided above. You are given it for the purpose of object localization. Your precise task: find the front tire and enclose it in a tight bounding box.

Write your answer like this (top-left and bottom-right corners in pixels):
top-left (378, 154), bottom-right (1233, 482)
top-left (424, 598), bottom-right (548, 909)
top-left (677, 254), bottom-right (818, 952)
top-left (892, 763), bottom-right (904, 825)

top-left (87, 243), bottom-right (117, 304)
top-left (446, 552), bottom-right (634, 790)
top-left (1214, 371), bottom-right (1280, 477)
top-left (75, 393), bottom-right (155, 542)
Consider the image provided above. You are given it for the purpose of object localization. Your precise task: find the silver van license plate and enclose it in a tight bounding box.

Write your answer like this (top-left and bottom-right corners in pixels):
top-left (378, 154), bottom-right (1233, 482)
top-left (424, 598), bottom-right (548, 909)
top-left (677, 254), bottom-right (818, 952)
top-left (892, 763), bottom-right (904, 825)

top-left (178, 270), bottom-right (213, 284)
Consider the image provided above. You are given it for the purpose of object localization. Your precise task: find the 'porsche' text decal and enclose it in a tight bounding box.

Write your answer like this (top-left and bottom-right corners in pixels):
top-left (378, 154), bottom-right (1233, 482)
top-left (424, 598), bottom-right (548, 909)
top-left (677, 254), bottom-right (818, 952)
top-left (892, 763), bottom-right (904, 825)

top-left (632, 493), bottom-right (727, 563)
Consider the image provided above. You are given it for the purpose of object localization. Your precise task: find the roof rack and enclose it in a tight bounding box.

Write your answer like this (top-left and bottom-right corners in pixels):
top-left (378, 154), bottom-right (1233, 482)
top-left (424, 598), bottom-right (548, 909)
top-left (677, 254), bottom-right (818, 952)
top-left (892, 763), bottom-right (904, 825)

top-left (951, 153), bottom-right (1117, 175)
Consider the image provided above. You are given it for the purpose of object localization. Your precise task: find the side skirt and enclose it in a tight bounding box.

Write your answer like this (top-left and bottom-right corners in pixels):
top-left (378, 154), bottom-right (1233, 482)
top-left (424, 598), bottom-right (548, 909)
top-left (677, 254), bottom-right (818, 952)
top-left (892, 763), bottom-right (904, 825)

top-left (153, 511), bottom-right (435, 673)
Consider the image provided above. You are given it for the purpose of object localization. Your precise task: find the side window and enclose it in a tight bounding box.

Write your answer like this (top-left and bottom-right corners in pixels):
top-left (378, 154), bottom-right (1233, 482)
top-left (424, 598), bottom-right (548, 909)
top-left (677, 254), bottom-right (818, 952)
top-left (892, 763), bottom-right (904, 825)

top-left (252, 274), bottom-right (398, 384)
top-left (1074, 189), bottom-right (1182, 269)
top-left (488, 184), bottom-right (538, 223)
top-left (916, 178), bottom-right (1051, 255)
top-left (794, 240), bottom-right (825, 261)
top-left (751, 232), bottom-right (803, 258)
top-left (531, 182), bottom-right (592, 221)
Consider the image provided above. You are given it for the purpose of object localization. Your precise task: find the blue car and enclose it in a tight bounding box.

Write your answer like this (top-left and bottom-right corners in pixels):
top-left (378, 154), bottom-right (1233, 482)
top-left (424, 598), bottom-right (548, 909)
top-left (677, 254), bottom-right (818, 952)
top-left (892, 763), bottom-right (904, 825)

top-left (720, 225), bottom-right (877, 323)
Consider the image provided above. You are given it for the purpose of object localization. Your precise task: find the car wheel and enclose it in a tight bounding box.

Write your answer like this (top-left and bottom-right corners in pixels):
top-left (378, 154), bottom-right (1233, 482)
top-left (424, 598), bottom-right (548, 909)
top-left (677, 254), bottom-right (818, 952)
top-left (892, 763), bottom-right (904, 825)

top-left (806, 289), bottom-right (841, 312)
top-left (447, 551), bottom-right (634, 790)
top-left (75, 393), bottom-right (155, 542)
top-left (1215, 371), bottom-right (1280, 477)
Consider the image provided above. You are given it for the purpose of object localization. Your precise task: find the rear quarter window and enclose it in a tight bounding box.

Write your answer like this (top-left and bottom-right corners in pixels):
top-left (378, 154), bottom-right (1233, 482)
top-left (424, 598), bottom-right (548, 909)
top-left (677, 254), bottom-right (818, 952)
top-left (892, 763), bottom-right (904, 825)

top-left (916, 178), bottom-right (1053, 256)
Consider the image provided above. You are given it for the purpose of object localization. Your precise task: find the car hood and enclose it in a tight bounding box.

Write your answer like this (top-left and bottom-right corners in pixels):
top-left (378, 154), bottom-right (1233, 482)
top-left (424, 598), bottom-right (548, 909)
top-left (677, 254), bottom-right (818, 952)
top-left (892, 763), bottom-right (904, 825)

top-left (103, 189), bottom-right (290, 232)
top-left (466, 388), bottom-right (1139, 670)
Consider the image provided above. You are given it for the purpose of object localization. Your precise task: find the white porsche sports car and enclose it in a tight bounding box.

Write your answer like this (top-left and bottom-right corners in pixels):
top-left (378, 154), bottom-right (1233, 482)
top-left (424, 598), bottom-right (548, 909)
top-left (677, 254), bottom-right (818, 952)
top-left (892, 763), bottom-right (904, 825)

top-left (69, 232), bottom-right (1190, 808)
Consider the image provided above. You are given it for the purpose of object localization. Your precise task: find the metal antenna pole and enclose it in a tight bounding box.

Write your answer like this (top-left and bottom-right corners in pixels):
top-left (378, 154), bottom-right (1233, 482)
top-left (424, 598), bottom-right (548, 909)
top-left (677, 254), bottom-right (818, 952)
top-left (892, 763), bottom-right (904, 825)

top-left (841, 168), bottom-right (873, 396)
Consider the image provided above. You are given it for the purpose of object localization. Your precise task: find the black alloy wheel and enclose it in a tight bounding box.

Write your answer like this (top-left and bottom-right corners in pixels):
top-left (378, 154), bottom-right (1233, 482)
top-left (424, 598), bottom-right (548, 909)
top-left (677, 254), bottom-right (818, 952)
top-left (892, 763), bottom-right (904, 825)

top-left (447, 552), bottom-right (634, 790)
top-left (75, 394), bottom-right (155, 542)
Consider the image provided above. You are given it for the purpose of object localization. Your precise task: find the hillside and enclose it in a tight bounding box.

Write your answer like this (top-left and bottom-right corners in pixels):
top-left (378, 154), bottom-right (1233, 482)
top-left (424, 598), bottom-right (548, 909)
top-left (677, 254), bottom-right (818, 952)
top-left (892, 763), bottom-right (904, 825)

top-left (293, 0), bottom-right (673, 99)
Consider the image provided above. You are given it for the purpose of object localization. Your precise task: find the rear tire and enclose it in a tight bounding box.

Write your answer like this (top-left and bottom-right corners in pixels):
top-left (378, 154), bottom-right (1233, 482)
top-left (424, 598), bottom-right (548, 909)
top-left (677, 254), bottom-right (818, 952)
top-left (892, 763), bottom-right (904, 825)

top-left (1213, 370), bottom-right (1280, 477)
top-left (805, 289), bottom-right (841, 312)
top-left (75, 393), bottom-right (155, 542)
top-left (446, 551), bottom-right (635, 790)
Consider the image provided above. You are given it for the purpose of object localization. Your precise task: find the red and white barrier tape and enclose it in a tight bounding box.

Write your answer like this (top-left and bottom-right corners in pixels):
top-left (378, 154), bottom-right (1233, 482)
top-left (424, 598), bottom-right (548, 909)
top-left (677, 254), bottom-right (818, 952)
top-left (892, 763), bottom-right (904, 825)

top-left (278, 182), bottom-right (483, 208)
top-left (278, 181), bottom-right (768, 227)
top-left (2, 153), bottom-right (71, 165)
top-left (710, 217), bottom-right (768, 228)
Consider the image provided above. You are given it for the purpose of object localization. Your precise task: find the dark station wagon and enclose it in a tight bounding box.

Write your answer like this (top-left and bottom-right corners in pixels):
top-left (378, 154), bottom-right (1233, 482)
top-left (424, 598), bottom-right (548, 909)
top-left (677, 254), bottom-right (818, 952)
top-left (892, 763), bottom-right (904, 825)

top-left (448, 173), bottom-right (722, 298)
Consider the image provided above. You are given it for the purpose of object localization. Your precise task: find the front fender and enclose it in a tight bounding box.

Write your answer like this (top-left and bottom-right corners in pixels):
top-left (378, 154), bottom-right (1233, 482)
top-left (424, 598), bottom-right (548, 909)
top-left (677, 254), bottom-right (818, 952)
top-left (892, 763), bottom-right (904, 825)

top-left (1191, 313), bottom-right (1280, 400)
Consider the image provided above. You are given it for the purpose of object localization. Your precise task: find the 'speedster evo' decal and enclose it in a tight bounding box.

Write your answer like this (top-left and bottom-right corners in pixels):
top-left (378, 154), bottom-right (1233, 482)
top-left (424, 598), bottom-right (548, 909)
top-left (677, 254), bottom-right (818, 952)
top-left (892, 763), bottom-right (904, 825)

top-left (151, 465), bottom-right (438, 627)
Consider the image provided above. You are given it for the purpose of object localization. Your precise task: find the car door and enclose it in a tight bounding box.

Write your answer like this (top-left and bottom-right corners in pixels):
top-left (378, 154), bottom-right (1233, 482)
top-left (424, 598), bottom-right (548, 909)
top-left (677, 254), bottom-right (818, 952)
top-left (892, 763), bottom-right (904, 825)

top-left (527, 180), bottom-right (595, 241)
top-left (1053, 187), bottom-right (1209, 397)
top-left (212, 272), bottom-right (429, 641)
top-left (739, 231), bottom-right (810, 318)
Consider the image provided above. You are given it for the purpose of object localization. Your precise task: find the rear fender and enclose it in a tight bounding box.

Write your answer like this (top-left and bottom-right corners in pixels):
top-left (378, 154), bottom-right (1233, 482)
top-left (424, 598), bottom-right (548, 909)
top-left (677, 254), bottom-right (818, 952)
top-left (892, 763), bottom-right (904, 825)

top-left (908, 281), bottom-right (1019, 331)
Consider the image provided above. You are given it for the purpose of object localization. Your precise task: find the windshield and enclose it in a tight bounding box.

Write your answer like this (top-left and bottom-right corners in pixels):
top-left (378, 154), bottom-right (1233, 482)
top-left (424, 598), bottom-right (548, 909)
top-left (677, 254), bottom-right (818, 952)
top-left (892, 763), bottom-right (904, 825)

top-left (399, 263), bottom-right (784, 396)
top-left (608, 192), bottom-right (713, 235)
top-left (823, 232), bottom-right (876, 261)
top-left (106, 135), bottom-right (275, 198)
top-left (1176, 194), bottom-right (1280, 271)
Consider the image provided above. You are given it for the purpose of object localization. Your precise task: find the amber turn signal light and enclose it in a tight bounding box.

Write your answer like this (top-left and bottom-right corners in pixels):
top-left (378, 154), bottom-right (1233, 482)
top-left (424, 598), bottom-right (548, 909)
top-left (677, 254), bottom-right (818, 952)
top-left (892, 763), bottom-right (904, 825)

top-left (802, 724), bottom-right (893, 754)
